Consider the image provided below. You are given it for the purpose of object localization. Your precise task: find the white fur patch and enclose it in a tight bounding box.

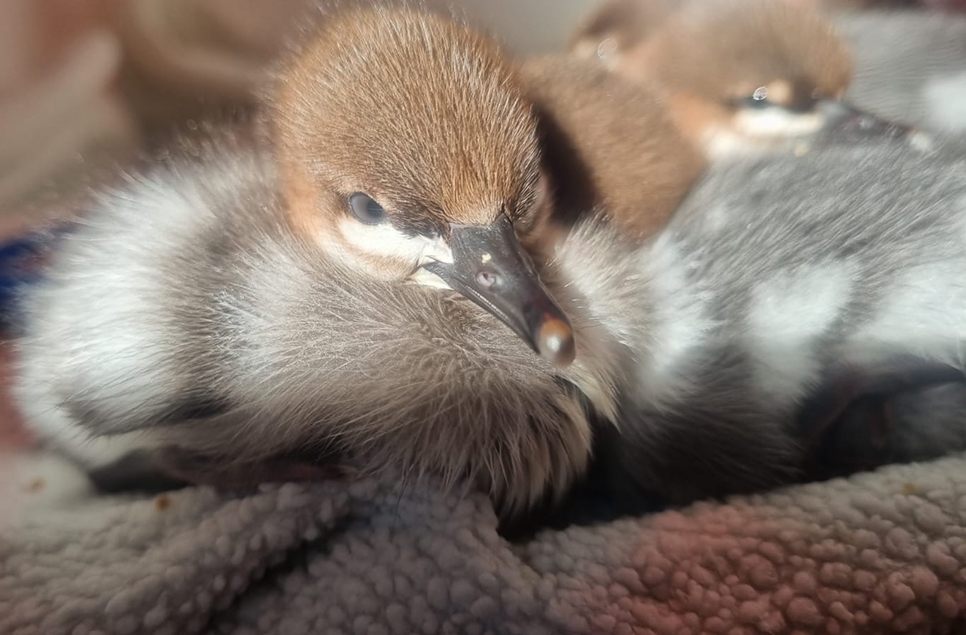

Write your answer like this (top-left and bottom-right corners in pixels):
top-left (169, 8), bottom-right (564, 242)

top-left (704, 108), bottom-right (825, 159)
top-left (75, 179), bottom-right (184, 416)
top-left (848, 263), bottom-right (966, 368)
top-left (704, 127), bottom-right (758, 160)
top-left (334, 218), bottom-right (456, 284)
top-left (637, 235), bottom-right (717, 400)
top-left (733, 108), bottom-right (825, 139)
top-left (924, 71), bottom-right (966, 133)
top-left (747, 265), bottom-right (852, 401)
top-left (908, 130), bottom-right (936, 153)
top-left (703, 203), bottom-right (730, 231)
top-left (16, 170), bottom-right (202, 462)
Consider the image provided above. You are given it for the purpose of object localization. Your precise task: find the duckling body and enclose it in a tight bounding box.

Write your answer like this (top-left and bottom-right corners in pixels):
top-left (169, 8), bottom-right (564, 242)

top-left (16, 6), bottom-right (966, 524)
top-left (10, 6), bottom-right (635, 517)
top-left (560, 138), bottom-right (966, 505)
top-left (17, 132), bottom-right (966, 520)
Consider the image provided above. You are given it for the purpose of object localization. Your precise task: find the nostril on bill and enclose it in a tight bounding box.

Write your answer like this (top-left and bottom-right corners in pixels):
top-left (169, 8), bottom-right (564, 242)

top-left (476, 270), bottom-right (500, 289)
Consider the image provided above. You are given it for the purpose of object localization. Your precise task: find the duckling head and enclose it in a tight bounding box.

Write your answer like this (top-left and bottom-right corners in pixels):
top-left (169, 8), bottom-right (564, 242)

top-left (572, 0), bottom-right (914, 158)
top-left (271, 7), bottom-right (574, 366)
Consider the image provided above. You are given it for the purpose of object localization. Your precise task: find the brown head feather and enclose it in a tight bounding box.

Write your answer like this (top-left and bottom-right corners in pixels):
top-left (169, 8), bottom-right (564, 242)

top-left (270, 7), bottom-right (543, 277)
top-left (521, 55), bottom-right (705, 238)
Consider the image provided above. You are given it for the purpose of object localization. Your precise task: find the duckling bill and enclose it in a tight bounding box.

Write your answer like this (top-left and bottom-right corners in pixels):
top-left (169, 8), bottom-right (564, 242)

top-left (422, 214), bottom-right (575, 364)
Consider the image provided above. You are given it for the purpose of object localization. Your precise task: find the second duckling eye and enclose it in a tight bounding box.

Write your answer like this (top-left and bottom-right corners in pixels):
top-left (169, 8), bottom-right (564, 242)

top-left (348, 192), bottom-right (387, 225)
top-left (738, 86), bottom-right (771, 109)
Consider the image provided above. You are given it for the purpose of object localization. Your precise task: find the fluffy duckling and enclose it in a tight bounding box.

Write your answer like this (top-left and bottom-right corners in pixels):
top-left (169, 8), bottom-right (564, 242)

top-left (12, 124), bottom-right (621, 518)
top-left (23, 132), bottom-right (966, 521)
top-left (20, 6), bottom-right (966, 523)
top-left (9, 3), bottom-right (696, 519)
top-left (19, 128), bottom-right (966, 525)
top-left (570, 0), bottom-right (913, 158)
top-left (12, 6), bottom-right (641, 517)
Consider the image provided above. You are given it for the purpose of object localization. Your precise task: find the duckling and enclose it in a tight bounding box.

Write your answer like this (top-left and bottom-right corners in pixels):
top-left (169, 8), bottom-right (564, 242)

top-left (12, 124), bottom-right (622, 518)
top-left (266, 6), bottom-right (574, 367)
top-left (557, 137), bottom-right (966, 506)
top-left (519, 54), bottom-right (706, 238)
top-left (569, 0), bottom-right (676, 60)
top-left (569, 0), bottom-right (913, 159)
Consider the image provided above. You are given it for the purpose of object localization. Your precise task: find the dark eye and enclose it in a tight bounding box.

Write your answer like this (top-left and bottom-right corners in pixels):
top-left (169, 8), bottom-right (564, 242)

top-left (740, 85), bottom-right (771, 109)
top-left (347, 192), bottom-right (387, 225)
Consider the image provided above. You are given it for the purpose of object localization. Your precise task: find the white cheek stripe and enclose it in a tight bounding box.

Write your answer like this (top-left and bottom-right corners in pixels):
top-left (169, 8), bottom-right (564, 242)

top-left (337, 217), bottom-right (424, 263)
top-left (333, 217), bottom-right (456, 285)
top-left (732, 107), bottom-right (825, 138)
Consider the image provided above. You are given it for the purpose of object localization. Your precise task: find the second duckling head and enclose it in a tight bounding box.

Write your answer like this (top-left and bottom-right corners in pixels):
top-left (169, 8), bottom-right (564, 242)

top-left (571, 0), bottom-right (914, 158)
top-left (270, 7), bottom-right (575, 366)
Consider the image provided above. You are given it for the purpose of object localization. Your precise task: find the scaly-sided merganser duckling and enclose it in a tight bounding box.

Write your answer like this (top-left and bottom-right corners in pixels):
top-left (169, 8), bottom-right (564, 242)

top-left (18, 7), bottom-right (965, 522)
top-left (21, 132), bottom-right (966, 522)
top-left (12, 123), bottom-right (622, 518)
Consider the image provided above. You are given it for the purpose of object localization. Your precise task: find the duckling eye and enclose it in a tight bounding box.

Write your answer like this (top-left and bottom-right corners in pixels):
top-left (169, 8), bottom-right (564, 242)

top-left (739, 86), bottom-right (771, 109)
top-left (348, 192), bottom-right (387, 225)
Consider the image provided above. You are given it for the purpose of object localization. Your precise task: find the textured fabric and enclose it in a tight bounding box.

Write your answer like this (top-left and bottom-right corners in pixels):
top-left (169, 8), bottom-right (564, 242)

top-left (3, 451), bottom-right (966, 634)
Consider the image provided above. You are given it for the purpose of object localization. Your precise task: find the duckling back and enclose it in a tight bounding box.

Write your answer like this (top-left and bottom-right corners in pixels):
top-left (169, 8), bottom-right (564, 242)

top-left (559, 137), bottom-right (966, 504)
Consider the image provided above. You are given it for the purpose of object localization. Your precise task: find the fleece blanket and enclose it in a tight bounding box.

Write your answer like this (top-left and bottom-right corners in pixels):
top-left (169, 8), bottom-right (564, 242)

top-left (3, 452), bottom-right (966, 635)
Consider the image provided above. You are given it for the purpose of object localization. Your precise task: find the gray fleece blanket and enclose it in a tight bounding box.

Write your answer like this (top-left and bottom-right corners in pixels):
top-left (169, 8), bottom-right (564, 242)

top-left (4, 450), bottom-right (966, 635)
